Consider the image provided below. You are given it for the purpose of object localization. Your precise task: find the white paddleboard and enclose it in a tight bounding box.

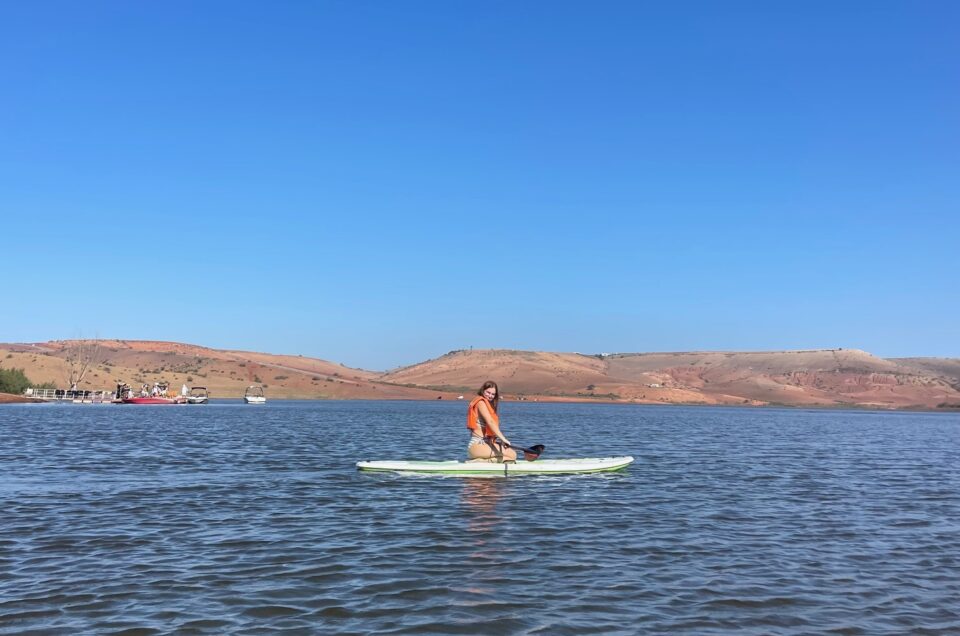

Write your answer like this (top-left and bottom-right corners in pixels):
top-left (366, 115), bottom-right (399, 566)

top-left (356, 456), bottom-right (634, 476)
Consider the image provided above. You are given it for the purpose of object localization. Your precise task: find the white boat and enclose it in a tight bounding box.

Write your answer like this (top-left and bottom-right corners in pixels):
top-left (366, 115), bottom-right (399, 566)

top-left (244, 385), bottom-right (266, 404)
top-left (357, 456), bottom-right (634, 476)
top-left (186, 386), bottom-right (209, 404)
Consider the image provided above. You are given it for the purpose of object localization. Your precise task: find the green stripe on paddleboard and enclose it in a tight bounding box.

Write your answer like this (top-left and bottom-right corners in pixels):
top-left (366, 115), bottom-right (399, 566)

top-left (356, 456), bottom-right (634, 475)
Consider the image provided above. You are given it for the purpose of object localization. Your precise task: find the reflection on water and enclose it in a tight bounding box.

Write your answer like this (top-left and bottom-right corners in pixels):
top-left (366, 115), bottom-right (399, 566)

top-left (461, 478), bottom-right (505, 543)
top-left (456, 478), bottom-right (509, 601)
top-left (1, 400), bottom-right (959, 634)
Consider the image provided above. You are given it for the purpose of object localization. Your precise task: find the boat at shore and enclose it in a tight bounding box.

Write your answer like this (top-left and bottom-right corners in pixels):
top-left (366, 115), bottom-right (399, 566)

top-left (120, 396), bottom-right (187, 405)
top-left (244, 385), bottom-right (266, 404)
top-left (186, 387), bottom-right (209, 404)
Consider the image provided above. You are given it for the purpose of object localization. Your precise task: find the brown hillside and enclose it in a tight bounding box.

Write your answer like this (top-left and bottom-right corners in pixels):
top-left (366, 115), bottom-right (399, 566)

top-left (3, 340), bottom-right (959, 409)
top-left (381, 348), bottom-right (960, 409)
top-left (0, 340), bottom-right (452, 401)
top-left (382, 349), bottom-right (611, 394)
top-left (892, 358), bottom-right (960, 385)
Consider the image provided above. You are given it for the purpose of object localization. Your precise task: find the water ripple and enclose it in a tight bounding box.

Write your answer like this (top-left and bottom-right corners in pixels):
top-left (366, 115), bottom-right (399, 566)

top-left (1, 402), bottom-right (959, 633)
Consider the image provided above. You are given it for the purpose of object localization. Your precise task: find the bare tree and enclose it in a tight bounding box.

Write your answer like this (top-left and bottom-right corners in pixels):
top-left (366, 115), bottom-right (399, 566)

top-left (63, 339), bottom-right (102, 390)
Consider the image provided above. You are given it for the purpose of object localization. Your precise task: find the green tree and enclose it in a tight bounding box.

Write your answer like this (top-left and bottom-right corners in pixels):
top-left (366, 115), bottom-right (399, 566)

top-left (0, 368), bottom-right (32, 394)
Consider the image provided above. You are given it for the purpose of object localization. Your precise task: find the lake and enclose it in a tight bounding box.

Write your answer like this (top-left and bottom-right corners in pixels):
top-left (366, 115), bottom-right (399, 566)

top-left (1, 400), bottom-right (959, 634)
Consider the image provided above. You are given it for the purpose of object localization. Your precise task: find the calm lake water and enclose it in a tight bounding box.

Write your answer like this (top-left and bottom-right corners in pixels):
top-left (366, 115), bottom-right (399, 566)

top-left (1, 400), bottom-right (959, 634)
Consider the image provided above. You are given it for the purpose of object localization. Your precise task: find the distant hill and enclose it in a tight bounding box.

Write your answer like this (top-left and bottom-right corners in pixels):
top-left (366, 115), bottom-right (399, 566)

top-left (891, 357), bottom-right (960, 384)
top-left (0, 340), bottom-right (452, 401)
top-left (2, 340), bottom-right (959, 409)
top-left (381, 348), bottom-right (960, 409)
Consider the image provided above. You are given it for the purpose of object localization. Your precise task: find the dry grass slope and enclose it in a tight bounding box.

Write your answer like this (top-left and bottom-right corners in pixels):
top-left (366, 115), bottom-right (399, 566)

top-left (0, 340), bottom-right (451, 401)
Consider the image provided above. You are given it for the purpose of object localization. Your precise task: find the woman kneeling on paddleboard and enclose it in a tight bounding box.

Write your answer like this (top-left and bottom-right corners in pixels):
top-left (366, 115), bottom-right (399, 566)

top-left (466, 381), bottom-right (517, 462)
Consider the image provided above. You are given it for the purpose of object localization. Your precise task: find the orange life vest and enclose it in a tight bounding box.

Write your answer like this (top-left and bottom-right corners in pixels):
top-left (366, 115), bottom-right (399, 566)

top-left (466, 396), bottom-right (499, 440)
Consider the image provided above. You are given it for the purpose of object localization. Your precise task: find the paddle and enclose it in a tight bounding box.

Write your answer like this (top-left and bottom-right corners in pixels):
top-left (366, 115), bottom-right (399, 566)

top-left (504, 442), bottom-right (545, 461)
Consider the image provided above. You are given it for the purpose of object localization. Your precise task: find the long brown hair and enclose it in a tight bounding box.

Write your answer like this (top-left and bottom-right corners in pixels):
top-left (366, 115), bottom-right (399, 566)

top-left (477, 380), bottom-right (500, 413)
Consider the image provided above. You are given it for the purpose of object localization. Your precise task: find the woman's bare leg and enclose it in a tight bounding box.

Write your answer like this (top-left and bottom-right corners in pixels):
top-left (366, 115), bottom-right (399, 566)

top-left (468, 440), bottom-right (517, 462)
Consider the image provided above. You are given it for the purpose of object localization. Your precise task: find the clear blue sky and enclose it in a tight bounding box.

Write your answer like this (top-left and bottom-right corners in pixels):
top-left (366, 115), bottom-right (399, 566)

top-left (2, 1), bottom-right (957, 370)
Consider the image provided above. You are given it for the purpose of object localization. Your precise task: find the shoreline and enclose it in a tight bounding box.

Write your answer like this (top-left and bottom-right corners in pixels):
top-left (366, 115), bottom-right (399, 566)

top-left (0, 393), bottom-right (43, 404)
top-left (2, 392), bottom-right (957, 413)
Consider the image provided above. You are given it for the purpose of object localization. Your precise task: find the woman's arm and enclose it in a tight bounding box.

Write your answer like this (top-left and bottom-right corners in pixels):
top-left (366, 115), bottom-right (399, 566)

top-left (477, 401), bottom-right (511, 446)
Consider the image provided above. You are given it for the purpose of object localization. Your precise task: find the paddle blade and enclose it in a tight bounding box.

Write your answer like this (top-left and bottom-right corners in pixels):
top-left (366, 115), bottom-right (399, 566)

top-left (522, 444), bottom-right (545, 461)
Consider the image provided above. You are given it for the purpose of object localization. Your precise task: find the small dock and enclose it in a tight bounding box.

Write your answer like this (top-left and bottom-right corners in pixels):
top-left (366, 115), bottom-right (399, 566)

top-left (25, 388), bottom-right (115, 403)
